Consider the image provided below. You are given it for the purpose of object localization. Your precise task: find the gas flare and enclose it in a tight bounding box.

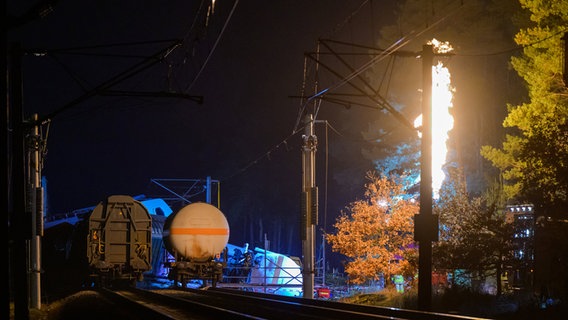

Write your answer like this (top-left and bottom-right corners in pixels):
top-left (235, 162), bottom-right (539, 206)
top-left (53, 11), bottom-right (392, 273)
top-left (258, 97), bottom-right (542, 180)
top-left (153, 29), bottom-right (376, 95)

top-left (415, 39), bottom-right (454, 198)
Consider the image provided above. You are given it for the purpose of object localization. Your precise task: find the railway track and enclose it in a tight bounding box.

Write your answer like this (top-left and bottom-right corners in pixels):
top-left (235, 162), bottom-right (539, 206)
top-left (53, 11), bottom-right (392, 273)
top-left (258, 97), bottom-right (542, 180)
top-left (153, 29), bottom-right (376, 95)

top-left (207, 287), bottom-right (489, 320)
top-left (98, 287), bottom-right (261, 319)
top-left (180, 288), bottom-right (486, 320)
top-left (99, 287), bottom-right (490, 319)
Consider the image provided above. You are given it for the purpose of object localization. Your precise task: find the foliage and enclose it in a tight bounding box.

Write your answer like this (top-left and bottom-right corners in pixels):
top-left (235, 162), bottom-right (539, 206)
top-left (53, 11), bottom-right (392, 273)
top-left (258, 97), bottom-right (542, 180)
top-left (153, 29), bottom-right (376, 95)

top-left (480, 0), bottom-right (568, 207)
top-left (363, 0), bottom-right (523, 196)
top-left (340, 286), bottom-right (418, 309)
top-left (366, 137), bottom-right (421, 191)
top-left (433, 168), bottom-right (514, 294)
top-left (326, 172), bottom-right (418, 285)
top-left (324, 272), bottom-right (349, 287)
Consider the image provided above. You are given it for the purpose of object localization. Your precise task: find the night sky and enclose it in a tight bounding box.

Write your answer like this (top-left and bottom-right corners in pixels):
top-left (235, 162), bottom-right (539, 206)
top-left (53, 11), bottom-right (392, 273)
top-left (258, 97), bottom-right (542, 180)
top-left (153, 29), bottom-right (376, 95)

top-left (8, 1), bottom-right (405, 257)
top-left (9, 0), bottom-right (519, 265)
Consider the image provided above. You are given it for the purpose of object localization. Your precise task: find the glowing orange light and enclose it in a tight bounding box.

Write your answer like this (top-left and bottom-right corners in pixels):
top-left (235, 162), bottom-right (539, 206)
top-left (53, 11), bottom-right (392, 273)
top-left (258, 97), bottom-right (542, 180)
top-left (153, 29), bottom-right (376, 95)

top-left (415, 39), bottom-right (454, 198)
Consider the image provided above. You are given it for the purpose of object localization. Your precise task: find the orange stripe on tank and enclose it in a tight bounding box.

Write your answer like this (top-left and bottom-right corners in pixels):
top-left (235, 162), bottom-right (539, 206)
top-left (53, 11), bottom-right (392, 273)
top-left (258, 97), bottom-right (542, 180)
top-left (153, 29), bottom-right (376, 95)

top-left (170, 228), bottom-right (229, 235)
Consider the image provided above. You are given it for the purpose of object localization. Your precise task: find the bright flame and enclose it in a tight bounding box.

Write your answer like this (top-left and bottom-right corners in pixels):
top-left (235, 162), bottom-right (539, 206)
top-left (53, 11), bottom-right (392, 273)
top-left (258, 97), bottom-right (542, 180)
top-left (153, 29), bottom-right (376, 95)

top-left (428, 38), bottom-right (453, 54)
top-left (415, 40), bottom-right (454, 198)
top-left (206, 0), bottom-right (216, 27)
top-left (431, 62), bottom-right (454, 197)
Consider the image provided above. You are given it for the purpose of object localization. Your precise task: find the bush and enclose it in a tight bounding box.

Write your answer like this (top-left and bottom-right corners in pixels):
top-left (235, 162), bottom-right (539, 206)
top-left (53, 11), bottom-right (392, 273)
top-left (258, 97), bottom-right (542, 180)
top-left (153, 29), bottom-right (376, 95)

top-left (340, 286), bottom-right (418, 309)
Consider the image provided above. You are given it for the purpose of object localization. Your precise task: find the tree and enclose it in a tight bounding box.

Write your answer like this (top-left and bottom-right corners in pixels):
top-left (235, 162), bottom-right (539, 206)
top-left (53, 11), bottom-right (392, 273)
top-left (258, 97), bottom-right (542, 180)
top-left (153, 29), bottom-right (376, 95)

top-left (479, 2), bottom-right (568, 301)
top-left (433, 168), bottom-right (514, 295)
top-left (364, 0), bottom-right (523, 196)
top-left (326, 172), bottom-right (418, 285)
top-left (481, 1), bottom-right (568, 208)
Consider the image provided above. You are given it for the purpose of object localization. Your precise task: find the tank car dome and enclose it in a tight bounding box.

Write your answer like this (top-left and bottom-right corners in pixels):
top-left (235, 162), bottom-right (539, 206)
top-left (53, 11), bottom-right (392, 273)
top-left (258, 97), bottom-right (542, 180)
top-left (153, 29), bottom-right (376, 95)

top-left (162, 202), bottom-right (229, 262)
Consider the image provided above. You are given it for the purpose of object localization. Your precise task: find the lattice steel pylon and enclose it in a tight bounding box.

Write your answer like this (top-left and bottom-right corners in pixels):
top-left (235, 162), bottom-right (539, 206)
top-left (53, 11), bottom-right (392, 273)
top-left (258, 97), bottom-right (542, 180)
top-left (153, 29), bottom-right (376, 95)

top-left (146, 177), bottom-right (220, 212)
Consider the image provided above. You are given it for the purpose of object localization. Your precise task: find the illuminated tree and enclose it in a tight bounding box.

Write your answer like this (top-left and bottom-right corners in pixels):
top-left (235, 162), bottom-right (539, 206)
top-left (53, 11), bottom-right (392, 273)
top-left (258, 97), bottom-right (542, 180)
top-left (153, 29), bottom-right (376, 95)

top-left (326, 172), bottom-right (418, 285)
top-left (433, 168), bottom-right (514, 295)
top-left (481, 1), bottom-right (568, 208)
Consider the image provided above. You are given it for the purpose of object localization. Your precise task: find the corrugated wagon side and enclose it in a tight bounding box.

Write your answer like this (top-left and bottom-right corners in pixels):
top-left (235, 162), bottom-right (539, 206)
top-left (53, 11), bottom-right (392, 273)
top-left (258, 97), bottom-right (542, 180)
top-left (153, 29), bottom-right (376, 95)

top-left (87, 195), bottom-right (152, 287)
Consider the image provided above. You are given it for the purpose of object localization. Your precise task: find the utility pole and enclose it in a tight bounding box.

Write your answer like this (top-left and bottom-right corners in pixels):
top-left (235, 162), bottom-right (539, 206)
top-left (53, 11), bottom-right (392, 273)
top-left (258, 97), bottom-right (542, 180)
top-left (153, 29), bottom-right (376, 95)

top-left (206, 176), bottom-right (212, 204)
top-left (2, 2), bottom-right (10, 318)
top-left (414, 44), bottom-right (439, 311)
top-left (301, 113), bottom-right (318, 299)
top-left (28, 114), bottom-right (43, 310)
top-left (10, 41), bottom-right (31, 320)
top-left (321, 232), bottom-right (326, 286)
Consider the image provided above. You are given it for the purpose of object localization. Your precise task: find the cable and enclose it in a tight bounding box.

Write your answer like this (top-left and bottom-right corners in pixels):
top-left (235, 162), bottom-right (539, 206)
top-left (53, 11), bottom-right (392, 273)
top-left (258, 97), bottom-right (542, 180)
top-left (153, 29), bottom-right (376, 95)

top-left (37, 41), bottom-right (181, 124)
top-left (181, 0), bottom-right (209, 43)
top-left (294, 0), bottom-right (465, 136)
top-left (221, 128), bottom-right (304, 182)
top-left (47, 53), bottom-right (92, 93)
top-left (294, 0), bottom-right (371, 133)
top-left (185, 0), bottom-right (240, 92)
top-left (323, 121), bottom-right (329, 231)
top-left (314, 2), bottom-right (462, 100)
top-left (325, 121), bottom-right (388, 145)
top-left (26, 39), bottom-right (179, 54)
top-left (328, 0), bottom-right (370, 38)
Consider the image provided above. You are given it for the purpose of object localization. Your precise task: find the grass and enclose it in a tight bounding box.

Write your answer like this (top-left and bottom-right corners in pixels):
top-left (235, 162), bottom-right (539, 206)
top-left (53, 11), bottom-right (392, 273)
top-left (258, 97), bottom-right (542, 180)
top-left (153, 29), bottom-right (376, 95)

top-left (340, 286), bottom-right (418, 309)
top-left (338, 286), bottom-right (556, 318)
top-left (10, 291), bottom-right (116, 320)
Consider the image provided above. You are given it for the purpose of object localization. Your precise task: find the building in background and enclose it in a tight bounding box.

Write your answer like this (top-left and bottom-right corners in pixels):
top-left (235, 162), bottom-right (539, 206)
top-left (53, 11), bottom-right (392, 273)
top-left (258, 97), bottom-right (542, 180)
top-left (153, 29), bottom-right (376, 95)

top-left (505, 204), bottom-right (535, 290)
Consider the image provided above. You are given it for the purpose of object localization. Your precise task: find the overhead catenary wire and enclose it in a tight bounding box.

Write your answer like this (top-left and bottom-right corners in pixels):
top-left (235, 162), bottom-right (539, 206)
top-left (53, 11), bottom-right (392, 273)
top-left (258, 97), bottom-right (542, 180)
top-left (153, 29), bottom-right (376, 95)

top-left (24, 38), bottom-right (195, 124)
top-left (46, 53), bottom-right (92, 93)
top-left (220, 127), bottom-right (304, 182)
top-left (308, 2), bottom-right (463, 107)
top-left (292, 2), bottom-right (465, 136)
top-left (185, 0), bottom-right (240, 92)
top-left (181, 0), bottom-right (209, 43)
top-left (39, 42), bottom-right (179, 123)
top-left (323, 121), bottom-right (329, 231)
top-left (243, 0), bottom-right (430, 188)
top-left (220, 109), bottom-right (382, 183)
top-left (294, 0), bottom-right (373, 133)
top-left (216, 0), bottom-right (557, 193)
top-left (34, 40), bottom-right (183, 125)
top-left (328, 0), bottom-right (370, 40)
top-left (26, 39), bottom-right (180, 55)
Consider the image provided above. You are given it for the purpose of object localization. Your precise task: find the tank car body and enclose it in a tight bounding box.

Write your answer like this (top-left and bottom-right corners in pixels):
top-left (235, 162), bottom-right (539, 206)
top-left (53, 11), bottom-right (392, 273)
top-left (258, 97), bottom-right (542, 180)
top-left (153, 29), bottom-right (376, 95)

top-left (162, 202), bottom-right (229, 287)
top-left (87, 195), bottom-right (152, 286)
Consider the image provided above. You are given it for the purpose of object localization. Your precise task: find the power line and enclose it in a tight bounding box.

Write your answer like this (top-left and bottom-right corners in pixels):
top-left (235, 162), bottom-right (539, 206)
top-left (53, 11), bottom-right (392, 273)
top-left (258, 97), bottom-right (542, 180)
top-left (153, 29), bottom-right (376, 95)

top-left (35, 40), bottom-right (182, 124)
top-left (185, 0), bottom-right (240, 92)
top-left (221, 128), bottom-right (303, 182)
top-left (26, 39), bottom-right (179, 54)
top-left (327, 0), bottom-right (370, 39)
top-left (294, 0), bottom-right (465, 135)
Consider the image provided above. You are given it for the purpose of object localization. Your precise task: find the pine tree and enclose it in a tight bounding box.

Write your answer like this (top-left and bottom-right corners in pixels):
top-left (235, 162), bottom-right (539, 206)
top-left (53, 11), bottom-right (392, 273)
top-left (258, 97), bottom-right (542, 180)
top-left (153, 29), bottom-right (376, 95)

top-left (480, 1), bottom-right (568, 208)
top-left (365, 0), bottom-right (522, 196)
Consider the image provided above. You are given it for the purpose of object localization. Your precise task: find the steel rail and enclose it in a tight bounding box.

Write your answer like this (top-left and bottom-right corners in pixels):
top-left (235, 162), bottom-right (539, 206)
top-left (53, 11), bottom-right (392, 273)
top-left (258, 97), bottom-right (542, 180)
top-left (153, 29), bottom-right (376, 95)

top-left (170, 287), bottom-right (403, 320)
top-left (99, 287), bottom-right (262, 320)
top-left (204, 287), bottom-right (492, 320)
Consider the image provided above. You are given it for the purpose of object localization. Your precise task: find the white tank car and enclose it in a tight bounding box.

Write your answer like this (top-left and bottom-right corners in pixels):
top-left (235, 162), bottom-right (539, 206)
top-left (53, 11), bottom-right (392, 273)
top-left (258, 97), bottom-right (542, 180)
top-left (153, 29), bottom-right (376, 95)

top-left (162, 202), bottom-right (230, 262)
